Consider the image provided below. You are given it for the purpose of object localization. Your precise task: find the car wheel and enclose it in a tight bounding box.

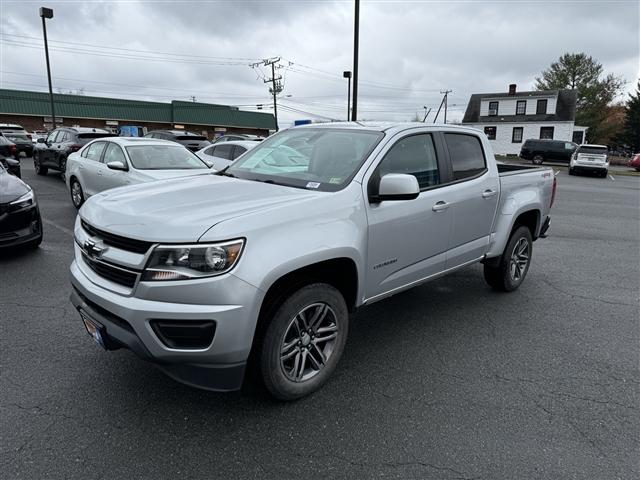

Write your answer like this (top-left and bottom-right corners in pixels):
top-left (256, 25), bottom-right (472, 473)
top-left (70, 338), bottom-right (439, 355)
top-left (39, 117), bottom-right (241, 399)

top-left (532, 155), bottom-right (544, 165)
top-left (34, 156), bottom-right (48, 175)
top-left (601, 170), bottom-right (608, 178)
top-left (568, 167), bottom-right (575, 175)
top-left (59, 157), bottom-right (67, 181)
top-left (70, 178), bottom-right (85, 209)
top-left (484, 226), bottom-right (533, 292)
top-left (259, 283), bottom-right (349, 401)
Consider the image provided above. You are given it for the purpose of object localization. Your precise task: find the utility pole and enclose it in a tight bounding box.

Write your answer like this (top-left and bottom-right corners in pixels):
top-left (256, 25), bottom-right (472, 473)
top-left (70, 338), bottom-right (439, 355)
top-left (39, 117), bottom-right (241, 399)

top-left (351, 0), bottom-right (360, 121)
top-left (39, 7), bottom-right (55, 129)
top-left (422, 106), bottom-right (431, 122)
top-left (432, 90), bottom-right (452, 124)
top-left (252, 57), bottom-right (283, 131)
top-left (343, 71), bottom-right (352, 121)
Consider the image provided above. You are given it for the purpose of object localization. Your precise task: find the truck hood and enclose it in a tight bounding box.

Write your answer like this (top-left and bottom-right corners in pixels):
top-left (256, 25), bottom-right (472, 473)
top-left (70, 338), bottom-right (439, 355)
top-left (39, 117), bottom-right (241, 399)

top-left (80, 174), bottom-right (320, 243)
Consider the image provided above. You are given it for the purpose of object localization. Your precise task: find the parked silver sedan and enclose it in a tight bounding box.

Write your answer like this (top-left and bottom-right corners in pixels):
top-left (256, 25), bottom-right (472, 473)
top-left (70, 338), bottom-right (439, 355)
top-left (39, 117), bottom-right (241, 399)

top-left (195, 140), bottom-right (259, 171)
top-left (65, 137), bottom-right (210, 209)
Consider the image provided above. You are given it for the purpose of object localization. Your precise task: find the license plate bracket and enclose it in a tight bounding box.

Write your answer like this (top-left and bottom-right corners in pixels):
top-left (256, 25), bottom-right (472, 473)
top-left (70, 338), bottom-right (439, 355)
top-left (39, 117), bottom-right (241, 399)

top-left (79, 309), bottom-right (106, 349)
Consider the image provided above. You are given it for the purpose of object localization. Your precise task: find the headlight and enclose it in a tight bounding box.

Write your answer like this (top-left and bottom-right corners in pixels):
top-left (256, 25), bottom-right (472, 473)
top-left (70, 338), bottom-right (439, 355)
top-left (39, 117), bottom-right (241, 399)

top-left (9, 190), bottom-right (35, 210)
top-left (142, 239), bottom-right (244, 281)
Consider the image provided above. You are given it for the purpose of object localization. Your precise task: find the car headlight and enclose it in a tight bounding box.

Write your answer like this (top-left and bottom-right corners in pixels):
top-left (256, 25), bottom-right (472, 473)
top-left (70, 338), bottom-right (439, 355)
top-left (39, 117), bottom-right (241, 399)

top-left (142, 239), bottom-right (245, 281)
top-left (9, 190), bottom-right (35, 210)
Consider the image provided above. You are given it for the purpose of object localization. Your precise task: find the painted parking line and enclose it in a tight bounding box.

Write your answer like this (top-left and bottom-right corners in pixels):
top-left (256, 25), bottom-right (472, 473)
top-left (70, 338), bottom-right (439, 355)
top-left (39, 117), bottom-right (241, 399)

top-left (42, 218), bottom-right (74, 237)
top-left (609, 174), bottom-right (615, 181)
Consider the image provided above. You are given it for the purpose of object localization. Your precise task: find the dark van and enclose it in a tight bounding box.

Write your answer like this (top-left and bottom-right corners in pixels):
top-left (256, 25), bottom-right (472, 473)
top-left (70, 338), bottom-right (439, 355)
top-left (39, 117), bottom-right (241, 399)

top-left (519, 139), bottom-right (577, 165)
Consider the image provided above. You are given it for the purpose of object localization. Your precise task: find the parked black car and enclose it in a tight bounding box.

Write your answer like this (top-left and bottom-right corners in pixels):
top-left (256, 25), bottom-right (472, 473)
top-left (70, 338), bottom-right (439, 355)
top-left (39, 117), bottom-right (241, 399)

top-left (144, 130), bottom-right (211, 152)
top-left (0, 154), bottom-right (22, 178)
top-left (519, 139), bottom-right (577, 165)
top-left (33, 127), bottom-right (116, 178)
top-left (0, 135), bottom-right (18, 159)
top-left (0, 159), bottom-right (42, 249)
top-left (0, 123), bottom-right (33, 158)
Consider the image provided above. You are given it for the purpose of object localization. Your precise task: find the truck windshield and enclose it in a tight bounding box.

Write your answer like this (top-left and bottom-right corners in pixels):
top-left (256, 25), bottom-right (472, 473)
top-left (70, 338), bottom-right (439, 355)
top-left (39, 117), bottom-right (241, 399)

top-left (125, 145), bottom-right (208, 170)
top-left (227, 128), bottom-right (384, 191)
top-left (577, 146), bottom-right (607, 155)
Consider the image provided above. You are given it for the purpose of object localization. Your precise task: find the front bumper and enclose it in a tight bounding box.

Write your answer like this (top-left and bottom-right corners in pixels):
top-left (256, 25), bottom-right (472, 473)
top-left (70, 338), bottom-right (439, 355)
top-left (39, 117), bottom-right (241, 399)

top-left (69, 259), bottom-right (264, 391)
top-left (0, 205), bottom-right (42, 248)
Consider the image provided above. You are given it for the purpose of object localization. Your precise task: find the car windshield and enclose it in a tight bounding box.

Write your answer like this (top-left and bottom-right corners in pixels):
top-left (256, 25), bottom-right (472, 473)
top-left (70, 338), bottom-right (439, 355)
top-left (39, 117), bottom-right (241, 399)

top-left (228, 128), bottom-right (384, 191)
top-left (577, 146), bottom-right (608, 155)
top-left (4, 133), bottom-right (29, 142)
top-left (125, 145), bottom-right (208, 170)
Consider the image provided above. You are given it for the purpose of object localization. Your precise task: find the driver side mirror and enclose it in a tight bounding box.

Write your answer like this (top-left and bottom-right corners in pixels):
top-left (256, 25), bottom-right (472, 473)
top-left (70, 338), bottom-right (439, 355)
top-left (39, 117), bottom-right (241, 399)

top-left (106, 161), bottom-right (128, 171)
top-left (371, 173), bottom-right (420, 203)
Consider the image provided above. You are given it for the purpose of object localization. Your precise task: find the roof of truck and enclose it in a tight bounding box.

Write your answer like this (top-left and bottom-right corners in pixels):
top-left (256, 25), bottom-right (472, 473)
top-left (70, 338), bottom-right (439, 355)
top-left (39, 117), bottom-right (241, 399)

top-left (293, 121), bottom-right (480, 135)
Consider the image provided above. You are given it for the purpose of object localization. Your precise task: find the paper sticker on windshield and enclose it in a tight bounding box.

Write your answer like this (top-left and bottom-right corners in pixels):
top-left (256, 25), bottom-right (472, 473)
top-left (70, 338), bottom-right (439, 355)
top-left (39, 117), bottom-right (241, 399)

top-left (328, 177), bottom-right (342, 184)
top-left (306, 181), bottom-right (321, 189)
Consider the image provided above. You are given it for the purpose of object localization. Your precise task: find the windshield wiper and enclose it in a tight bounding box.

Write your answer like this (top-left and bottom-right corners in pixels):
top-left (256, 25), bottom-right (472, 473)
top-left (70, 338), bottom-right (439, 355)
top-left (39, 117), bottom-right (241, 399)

top-left (215, 165), bottom-right (235, 177)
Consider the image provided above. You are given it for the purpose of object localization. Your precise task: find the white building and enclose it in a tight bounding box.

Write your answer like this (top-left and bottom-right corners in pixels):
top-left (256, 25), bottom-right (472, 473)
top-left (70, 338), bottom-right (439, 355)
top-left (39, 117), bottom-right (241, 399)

top-left (462, 84), bottom-right (588, 155)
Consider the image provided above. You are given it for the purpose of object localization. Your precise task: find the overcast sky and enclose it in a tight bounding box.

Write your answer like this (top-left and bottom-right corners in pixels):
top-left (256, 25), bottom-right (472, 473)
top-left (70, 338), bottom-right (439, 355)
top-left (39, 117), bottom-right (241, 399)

top-left (0, 0), bottom-right (638, 127)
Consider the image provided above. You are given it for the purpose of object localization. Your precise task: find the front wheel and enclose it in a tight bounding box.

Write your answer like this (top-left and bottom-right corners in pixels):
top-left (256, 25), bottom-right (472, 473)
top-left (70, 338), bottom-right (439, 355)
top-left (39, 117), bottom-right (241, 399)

top-left (59, 157), bottom-right (67, 181)
top-left (484, 226), bottom-right (533, 292)
top-left (260, 283), bottom-right (349, 401)
top-left (532, 155), bottom-right (544, 165)
top-left (34, 155), bottom-right (48, 175)
top-left (568, 167), bottom-right (575, 175)
top-left (70, 178), bottom-right (85, 209)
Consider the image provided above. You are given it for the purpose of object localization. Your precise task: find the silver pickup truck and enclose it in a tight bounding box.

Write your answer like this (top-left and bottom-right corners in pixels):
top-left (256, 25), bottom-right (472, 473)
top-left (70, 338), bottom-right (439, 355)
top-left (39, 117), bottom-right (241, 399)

top-left (70, 123), bottom-right (556, 400)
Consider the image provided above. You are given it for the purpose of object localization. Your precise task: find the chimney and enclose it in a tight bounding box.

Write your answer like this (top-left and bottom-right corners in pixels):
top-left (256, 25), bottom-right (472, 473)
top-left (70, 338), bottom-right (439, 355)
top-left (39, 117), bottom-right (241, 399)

top-left (508, 84), bottom-right (517, 95)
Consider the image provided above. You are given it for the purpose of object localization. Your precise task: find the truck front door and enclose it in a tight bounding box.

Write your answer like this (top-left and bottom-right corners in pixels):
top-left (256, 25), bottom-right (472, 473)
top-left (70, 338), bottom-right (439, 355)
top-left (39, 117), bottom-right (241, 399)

top-left (364, 132), bottom-right (453, 300)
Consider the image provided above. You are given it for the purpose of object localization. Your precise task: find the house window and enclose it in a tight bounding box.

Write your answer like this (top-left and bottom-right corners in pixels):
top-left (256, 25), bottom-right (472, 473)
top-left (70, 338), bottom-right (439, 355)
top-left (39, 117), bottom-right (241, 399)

top-left (512, 127), bottom-right (523, 143)
top-left (536, 99), bottom-right (548, 114)
top-left (488, 101), bottom-right (498, 116)
top-left (516, 100), bottom-right (526, 115)
top-left (540, 127), bottom-right (554, 139)
top-left (484, 126), bottom-right (496, 140)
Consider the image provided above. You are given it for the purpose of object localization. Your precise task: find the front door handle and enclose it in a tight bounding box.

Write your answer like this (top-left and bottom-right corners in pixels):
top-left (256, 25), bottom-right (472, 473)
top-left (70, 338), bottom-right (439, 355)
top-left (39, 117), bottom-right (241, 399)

top-left (432, 201), bottom-right (449, 212)
top-left (482, 189), bottom-right (498, 198)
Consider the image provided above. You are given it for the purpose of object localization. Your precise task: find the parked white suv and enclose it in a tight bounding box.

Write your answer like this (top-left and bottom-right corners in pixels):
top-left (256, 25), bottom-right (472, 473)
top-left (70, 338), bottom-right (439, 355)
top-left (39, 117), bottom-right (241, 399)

top-left (569, 144), bottom-right (609, 177)
top-left (65, 137), bottom-right (210, 209)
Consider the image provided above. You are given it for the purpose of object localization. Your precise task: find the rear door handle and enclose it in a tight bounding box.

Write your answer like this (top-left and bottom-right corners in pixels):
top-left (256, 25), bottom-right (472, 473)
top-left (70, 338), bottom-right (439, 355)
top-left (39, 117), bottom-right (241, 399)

top-left (432, 201), bottom-right (449, 212)
top-left (482, 189), bottom-right (498, 198)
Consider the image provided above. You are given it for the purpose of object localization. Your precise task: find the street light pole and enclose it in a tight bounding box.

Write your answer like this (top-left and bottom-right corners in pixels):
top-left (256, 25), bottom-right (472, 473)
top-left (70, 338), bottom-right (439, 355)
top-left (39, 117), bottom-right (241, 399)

top-left (343, 71), bottom-right (352, 121)
top-left (351, 0), bottom-right (359, 121)
top-left (39, 7), bottom-right (55, 129)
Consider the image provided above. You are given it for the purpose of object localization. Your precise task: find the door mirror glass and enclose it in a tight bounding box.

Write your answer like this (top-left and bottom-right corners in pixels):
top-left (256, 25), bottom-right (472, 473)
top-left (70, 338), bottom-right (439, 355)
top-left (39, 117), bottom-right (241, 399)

top-left (376, 173), bottom-right (420, 202)
top-left (106, 161), bottom-right (127, 171)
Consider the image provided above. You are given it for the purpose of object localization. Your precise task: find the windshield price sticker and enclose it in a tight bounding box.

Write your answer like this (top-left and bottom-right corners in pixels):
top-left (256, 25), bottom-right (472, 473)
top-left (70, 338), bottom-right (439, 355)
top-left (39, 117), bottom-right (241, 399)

top-left (306, 182), bottom-right (321, 189)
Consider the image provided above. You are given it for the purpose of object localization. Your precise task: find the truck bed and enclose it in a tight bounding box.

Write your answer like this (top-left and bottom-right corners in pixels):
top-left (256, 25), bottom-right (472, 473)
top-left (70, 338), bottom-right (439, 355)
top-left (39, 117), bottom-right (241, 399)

top-left (496, 162), bottom-right (549, 176)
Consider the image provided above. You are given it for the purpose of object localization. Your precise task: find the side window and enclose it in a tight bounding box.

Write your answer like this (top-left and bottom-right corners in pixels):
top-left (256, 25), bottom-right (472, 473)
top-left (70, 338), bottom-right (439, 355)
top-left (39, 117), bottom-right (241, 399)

top-left (232, 146), bottom-right (247, 160)
top-left (377, 134), bottom-right (440, 189)
top-left (488, 101), bottom-right (499, 116)
top-left (213, 144), bottom-right (233, 160)
top-left (516, 100), bottom-right (526, 115)
top-left (103, 143), bottom-right (127, 165)
top-left (540, 126), bottom-right (554, 140)
top-left (444, 133), bottom-right (487, 181)
top-left (46, 130), bottom-right (59, 143)
top-left (85, 142), bottom-right (106, 162)
top-left (59, 131), bottom-right (69, 142)
top-left (204, 146), bottom-right (216, 156)
top-left (484, 126), bottom-right (496, 140)
top-left (512, 127), bottom-right (524, 144)
top-left (536, 99), bottom-right (548, 115)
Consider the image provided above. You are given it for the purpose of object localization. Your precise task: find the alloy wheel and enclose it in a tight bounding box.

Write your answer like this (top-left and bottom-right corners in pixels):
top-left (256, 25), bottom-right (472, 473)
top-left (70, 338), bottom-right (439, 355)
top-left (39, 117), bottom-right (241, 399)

top-left (280, 302), bottom-right (338, 382)
top-left (71, 181), bottom-right (82, 207)
top-left (509, 238), bottom-right (529, 281)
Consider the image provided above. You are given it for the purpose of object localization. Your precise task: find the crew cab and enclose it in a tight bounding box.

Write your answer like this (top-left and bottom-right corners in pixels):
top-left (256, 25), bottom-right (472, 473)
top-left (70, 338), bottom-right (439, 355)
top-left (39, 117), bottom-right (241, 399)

top-left (69, 123), bottom-right (556, 400)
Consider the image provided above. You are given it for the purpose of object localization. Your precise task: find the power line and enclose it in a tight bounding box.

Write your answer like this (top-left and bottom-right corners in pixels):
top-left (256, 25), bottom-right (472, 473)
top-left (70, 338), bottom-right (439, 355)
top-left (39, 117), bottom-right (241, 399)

top-left (251, 57), bottom-right (284, 131)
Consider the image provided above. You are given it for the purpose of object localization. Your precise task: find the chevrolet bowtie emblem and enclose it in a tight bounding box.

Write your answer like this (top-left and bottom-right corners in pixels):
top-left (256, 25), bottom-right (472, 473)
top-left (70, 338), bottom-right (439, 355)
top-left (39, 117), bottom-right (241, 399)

top-left (84, 239), bottom-right (106, 259)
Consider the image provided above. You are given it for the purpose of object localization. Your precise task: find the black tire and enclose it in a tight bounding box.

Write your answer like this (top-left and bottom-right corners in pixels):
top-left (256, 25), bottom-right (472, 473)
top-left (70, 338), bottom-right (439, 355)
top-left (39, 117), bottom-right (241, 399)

top-left (601, 170), bottom-right (608, 178)
top-left (532, 154), bottom-right (544, 165)
top-left (70, 178), bottom-right (85, 209)
top-left (34, 156), bottom-right (48, 175)
top-left (259, 283), bottom-right (349, 401)
top-left (568, 167), bottom-right (575, 175)
top-left (484, 226), bottom-right (533, 292)
top-left (59, 157), bottom-right (67, 181)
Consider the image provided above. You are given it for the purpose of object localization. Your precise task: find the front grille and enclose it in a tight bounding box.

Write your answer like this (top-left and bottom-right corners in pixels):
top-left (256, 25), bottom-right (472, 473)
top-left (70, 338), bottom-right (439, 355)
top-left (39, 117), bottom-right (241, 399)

top-left (81, 220), bottom-right (152, 254)
top-left (82, 253), bottom-right (139, 288)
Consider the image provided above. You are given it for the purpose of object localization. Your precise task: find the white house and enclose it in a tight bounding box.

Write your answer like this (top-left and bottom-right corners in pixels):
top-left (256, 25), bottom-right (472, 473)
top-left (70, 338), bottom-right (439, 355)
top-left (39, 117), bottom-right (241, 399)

top-left (462, 84), bottom-right (588, 155)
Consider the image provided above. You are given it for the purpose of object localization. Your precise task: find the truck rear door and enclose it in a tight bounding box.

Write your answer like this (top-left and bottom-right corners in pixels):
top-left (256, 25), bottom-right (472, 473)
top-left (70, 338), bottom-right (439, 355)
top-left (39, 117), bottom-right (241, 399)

top-left (441, 132), bottom-right (499, 269)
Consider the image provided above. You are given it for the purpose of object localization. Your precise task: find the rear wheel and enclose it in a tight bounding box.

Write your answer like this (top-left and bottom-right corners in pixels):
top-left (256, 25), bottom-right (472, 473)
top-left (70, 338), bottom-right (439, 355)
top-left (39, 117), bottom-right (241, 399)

top-left (70, 178), bottom-right (85, 209)
top-left (484, 226), bottom-right (533, 292)
top-left (568, 167), bottom-right (575, 175)
top-left (600, 170), bottom-right (608, 178)
top-left (259, 283), bottom-right (348, 401)
top-left (34, 156), bottom-right (48, 175)
top-left (59, 157), bottom-right (67, 181)
top-left (532, 154), bottom-right (544, 165)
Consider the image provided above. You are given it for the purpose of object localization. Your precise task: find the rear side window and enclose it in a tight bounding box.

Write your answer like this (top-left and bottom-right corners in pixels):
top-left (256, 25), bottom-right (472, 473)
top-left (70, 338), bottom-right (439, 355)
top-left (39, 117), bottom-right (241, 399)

top-left (212, 144), bottom-right (233, 160)
top-left (203, 146), bottom-right (216, 156)
top-left (377, 134), bottom-right (440, 189)
top-left (47, 130), bottom-right (60, 143)
top-left (232, 146), bottom-right (247, 160)
top-left (85, 142), bottom-right (106, 162)
top-left (444, 133), bottom-right (487, 181)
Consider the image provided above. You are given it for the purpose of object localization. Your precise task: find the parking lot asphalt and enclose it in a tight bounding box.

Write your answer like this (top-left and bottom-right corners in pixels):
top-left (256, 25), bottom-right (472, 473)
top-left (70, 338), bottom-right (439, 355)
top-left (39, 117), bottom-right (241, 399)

top-left (1, 159), bottom-right (638, 480)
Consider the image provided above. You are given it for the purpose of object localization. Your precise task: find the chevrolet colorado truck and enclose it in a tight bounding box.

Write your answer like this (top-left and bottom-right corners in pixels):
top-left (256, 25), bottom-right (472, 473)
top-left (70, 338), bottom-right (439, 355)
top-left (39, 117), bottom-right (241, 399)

top-left (70, 123), bottom-right (556, 400)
